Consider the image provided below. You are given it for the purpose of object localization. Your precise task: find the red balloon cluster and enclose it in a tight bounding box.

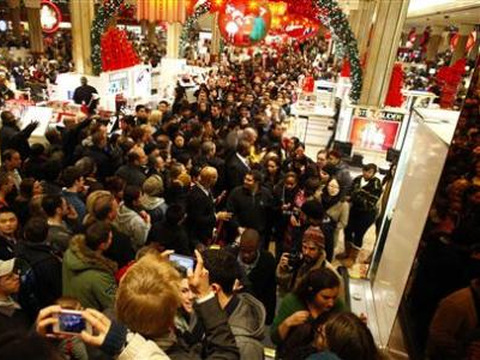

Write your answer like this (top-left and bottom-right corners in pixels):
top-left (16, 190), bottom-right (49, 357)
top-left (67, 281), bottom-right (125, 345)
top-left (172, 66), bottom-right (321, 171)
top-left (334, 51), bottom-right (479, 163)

top-left (101, 28), bottom-right (140, 72)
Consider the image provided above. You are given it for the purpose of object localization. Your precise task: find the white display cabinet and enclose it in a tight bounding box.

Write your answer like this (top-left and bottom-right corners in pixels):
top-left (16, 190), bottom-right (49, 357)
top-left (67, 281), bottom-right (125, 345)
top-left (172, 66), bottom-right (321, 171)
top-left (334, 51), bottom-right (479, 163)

top-left (53, 64), bottom-right (153, 112)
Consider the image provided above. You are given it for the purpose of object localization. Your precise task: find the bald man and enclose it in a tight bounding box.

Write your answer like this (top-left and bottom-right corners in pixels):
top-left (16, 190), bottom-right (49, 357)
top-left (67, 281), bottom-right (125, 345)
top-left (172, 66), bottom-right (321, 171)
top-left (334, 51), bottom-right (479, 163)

top-left (186, 166), bottom-right (231, 246)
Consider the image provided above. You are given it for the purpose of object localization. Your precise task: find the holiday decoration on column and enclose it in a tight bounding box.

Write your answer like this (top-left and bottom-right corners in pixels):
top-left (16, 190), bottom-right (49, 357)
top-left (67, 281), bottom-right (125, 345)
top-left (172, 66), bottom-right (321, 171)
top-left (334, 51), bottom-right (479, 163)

top-left (91, 0), bottom-right (139, 75)
top-left (180, 0), bottom-right (211, 55)
top-left (218, 0), bottom-right (271, 47)
top-left (436, 58), bottom-right (466, 109)
top-left (314, 0), bottom-right (362, 103)
top-left (101, 28), bottom-right (140, 72)
top-left (419, 27), bottom-right (430, 55)
top-left (466, 31), bottom-right (477, 53)
top-left (450, 32), bottom-right (459, 51)
top-left (384, 63), bottom-right (405, 108)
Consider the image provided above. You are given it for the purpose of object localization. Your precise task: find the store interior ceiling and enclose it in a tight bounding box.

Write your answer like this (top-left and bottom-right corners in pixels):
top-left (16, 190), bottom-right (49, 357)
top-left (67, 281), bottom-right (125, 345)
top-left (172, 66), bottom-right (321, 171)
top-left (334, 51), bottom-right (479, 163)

top-left (405, 0), bottom-right (480, 28)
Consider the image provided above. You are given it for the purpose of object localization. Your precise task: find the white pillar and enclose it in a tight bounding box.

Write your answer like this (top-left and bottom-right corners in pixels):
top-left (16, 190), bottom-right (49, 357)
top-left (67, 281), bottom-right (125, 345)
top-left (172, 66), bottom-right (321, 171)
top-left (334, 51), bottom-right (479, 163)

top-left (25, 0), bottom-right (43, 54)
top-left (70, 0), bottom-right (94, 75)
top-left (426, 26), bottom-right (444, 61)
top-left (355, 0), bottom-right (377, 60)
top-left (7, 0), bottom-right (22, 43)
top-left (359, 0), bottom-right (410, 107)
top-left (167, 22), bottom-right (183, 59)
top-left (210, 12), bottom-right (221, 58)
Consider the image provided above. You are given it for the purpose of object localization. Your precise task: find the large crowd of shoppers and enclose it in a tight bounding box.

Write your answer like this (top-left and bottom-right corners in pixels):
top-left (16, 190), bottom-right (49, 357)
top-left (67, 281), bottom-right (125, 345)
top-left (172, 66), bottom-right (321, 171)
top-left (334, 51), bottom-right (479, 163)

top-left (0, 33), bottom-right (387, 360)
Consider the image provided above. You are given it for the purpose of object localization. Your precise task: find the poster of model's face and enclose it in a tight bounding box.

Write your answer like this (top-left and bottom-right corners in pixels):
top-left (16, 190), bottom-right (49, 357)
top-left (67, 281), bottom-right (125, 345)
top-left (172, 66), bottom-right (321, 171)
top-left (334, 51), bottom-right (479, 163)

top-left (350, 117), bottom-right (400, 151)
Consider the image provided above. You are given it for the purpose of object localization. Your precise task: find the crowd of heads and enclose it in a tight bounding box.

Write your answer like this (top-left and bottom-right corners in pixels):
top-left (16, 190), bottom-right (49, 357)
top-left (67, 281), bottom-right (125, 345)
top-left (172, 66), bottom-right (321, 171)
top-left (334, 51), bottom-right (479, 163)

top-left (0, 28), bottom-right (384, 360)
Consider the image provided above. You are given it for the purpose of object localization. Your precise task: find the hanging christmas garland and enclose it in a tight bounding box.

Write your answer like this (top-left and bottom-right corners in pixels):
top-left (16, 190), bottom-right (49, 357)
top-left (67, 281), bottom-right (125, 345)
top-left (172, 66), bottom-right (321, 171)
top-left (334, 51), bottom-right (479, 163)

top-left (315, 0), bottom-right (362, 103)
top-left (180, 0), bottom-right (212, 57)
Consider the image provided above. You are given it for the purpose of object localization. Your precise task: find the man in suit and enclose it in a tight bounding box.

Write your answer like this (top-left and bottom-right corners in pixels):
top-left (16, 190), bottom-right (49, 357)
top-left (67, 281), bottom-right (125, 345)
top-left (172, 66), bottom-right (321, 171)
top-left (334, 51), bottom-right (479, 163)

top-left (226, 139), bottom-right (251, 191)
top-left (186, 167), bottom-right (232, 246)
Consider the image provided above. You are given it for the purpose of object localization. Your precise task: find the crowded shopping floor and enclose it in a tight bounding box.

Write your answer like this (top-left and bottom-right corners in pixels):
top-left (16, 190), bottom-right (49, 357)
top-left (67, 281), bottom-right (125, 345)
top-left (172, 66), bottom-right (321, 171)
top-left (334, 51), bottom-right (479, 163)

top-left (0, 0), bottom-right (479, 359)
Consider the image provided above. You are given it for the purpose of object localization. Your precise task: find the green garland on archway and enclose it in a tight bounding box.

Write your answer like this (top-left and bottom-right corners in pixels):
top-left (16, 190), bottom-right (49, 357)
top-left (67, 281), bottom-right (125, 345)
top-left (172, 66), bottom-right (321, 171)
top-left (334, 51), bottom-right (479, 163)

top-left (91, 0), bottom-right (125, 75)
top-left (180, 0), bottom-right (362, 103)
top-left (315, 0), bottom-right (362, 103)
top-left (179, 0), bottom-right (212, 57)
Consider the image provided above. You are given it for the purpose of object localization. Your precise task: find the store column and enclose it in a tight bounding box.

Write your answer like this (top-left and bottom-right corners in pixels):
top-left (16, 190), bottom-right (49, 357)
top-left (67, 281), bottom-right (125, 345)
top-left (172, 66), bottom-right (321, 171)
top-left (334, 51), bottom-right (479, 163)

top-left (167, 23), bottom-right (182, 58)
top-left (426, 26), bottom-right (444, 62)
top-left (451, 25), bottom-right (472, 65)
top-left (140, 19), bottom-right (148, 36)
top-left (25, 0), bottom-right (43, 54)
top-left (359, 0), bottom-right (409, 107)
top-left (437, 30), bottom-right (450, 53)
top-left (7, 0), bottom-right (22, 43)
top-left (348, 9), bottom-right (360, 39)
top-left (70, 0), bottom-right (94, 75)
top-left (354, 0), bottom-right (376, 61)
top-left (210, 12), bottom-right (221, 61)
top-left (148, 22), bottom-right (158, 45)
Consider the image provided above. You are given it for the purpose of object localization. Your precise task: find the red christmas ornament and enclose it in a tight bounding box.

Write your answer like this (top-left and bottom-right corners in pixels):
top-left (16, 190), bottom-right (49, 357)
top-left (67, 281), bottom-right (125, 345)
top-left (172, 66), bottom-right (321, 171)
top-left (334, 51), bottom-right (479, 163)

top-left (466, 31), bottom-right (477, 53)
top-left (450, 32), bottom-right (459, 51)
top-left (218, 0), bottom-right (271, 47)
top-left (385, 63), bottom-right (405, 108)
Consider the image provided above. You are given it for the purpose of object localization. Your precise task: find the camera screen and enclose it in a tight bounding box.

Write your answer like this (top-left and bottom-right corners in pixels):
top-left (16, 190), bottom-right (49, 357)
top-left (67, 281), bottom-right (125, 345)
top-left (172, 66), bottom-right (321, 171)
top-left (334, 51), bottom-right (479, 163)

top-left (170, 254), bottom-right (195, 271)
top-left (58, 312), bottom-right (86, 333)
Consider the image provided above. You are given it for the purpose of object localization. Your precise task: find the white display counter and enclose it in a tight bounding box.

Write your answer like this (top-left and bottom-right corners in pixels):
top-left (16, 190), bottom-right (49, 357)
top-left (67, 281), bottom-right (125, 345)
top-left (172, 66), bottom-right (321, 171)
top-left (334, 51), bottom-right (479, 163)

top-left (364, 108), bottom-right (459, 348)
top-left (52, 64), bottom-right (153, 112)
